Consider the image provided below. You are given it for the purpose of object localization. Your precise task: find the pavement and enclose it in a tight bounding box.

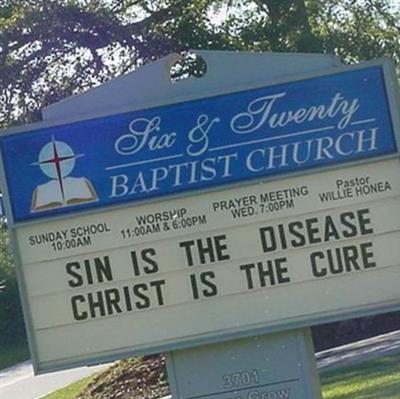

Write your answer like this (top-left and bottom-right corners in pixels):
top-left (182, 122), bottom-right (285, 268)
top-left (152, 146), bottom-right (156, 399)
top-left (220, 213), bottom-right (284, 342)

top-left (2, 330), bottom-right (400, 399)
top-left (316, 329), bottom-right (400, 369)
top-left (0, 360), bottom-right (111, 399)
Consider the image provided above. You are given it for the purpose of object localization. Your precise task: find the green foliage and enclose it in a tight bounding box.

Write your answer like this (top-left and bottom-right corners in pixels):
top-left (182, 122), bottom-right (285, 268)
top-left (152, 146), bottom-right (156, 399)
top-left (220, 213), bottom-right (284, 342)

top-left (309, 0), bottom-right (400, 65)
top-left (1, 0), bottom-right (399, 129)
top-left (0, 340), bottom-right (29, 370)
top-left (0, 0), bottom-right (220, 128)
top-left (0, 223), bottom-right (26, 344)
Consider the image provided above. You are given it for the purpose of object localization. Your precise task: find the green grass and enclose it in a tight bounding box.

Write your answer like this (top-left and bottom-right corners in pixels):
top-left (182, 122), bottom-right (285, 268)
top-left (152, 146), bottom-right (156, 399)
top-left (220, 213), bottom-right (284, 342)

top-left (42, 375), bottom-right (95, 399)
top-left (37, 354), bottom-right (400, 399)
top-left (321, 355), bottom-right (400, 399)
top-left (0, 340), bottom-right (30, 370)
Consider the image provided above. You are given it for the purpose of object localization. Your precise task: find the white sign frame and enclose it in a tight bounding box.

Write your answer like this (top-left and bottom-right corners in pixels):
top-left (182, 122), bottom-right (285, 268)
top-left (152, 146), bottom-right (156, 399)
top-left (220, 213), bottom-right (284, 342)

top-left (2, 54), bottom-right (400, 374)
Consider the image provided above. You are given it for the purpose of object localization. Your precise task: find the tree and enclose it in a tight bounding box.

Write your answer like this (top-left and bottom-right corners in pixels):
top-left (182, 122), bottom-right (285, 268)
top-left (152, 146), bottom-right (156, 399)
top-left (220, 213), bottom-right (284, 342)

top-left (0, 0), bottom-right (224, 128)
top-left (0, 221), bottom-right (26, 343)
top-left (211, 0), bottom-right (400, 58)
top-left (211, 0), bottom-right (323, 52)
top-left (309, 0), bottom-right (400, 64)
top-left (1, 0), bottom-right (399, 129)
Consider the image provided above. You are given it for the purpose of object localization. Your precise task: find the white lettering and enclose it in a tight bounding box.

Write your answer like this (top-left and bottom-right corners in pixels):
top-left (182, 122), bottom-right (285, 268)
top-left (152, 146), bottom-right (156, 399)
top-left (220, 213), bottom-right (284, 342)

top-left (219, 153), bottom-right (238, 177)
top-left (356, 128), bottom-right (378, 153)
top-left (335, 132), bottom-right (355, 156)
top-left (244, 128), bottom-right (379, 173)
top-left (187, 114), bottom-right (220, 156)
top-left (231, 92), bottom-right (286, 134)
top-left (149, 167), bottom-right (168, 191)
top-left (231, 91), bottom-right (360, 134)
top-left (266, 144), bottom-right (290, 169)
top-left (115, 116), bottom-right (176, 156)
top-left (129, 172), bottom-right (149, 194)
top-left (315, 136), bottom-right (334, 161)
top-left (110, 175), bottom-right (129, 197)
top-left (246, 149), bottom-right (265, 172)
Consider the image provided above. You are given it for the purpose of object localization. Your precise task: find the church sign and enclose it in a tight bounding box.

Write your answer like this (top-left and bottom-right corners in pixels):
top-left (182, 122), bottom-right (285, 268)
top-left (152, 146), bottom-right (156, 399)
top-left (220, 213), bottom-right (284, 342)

top-left (0, 62), bottom-right (397, 223)
top-left (1, 60), bottom-right (400, 374)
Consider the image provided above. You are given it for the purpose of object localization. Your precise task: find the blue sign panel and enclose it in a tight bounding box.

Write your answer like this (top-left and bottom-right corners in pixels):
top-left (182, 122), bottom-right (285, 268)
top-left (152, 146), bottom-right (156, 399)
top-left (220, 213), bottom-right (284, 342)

top-left (0, 65), bottom-right (397, 222)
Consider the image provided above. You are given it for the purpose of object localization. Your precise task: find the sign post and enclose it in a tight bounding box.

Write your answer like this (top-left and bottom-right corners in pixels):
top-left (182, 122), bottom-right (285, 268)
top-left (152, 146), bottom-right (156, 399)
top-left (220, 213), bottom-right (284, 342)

top-left (1, 51), bottom-right (400, 398)
top-left (167, 329), bottom-right (322, 399)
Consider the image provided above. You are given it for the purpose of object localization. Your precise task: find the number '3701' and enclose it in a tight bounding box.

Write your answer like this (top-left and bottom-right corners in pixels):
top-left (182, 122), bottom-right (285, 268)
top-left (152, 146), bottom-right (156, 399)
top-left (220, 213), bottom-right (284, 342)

top-left (222, 369), bottom-right (260, 389)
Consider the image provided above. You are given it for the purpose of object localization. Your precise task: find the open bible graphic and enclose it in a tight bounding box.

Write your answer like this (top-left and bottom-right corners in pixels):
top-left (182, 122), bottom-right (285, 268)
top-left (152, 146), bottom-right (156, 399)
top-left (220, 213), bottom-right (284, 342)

top-left (31, 138), bottom-right (98, 212)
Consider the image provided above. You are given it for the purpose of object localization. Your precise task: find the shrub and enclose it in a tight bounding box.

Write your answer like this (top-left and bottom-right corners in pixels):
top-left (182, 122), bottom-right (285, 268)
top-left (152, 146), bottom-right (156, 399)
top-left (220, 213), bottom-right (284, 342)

top-left (0, 223), bottom-right (27, 344)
